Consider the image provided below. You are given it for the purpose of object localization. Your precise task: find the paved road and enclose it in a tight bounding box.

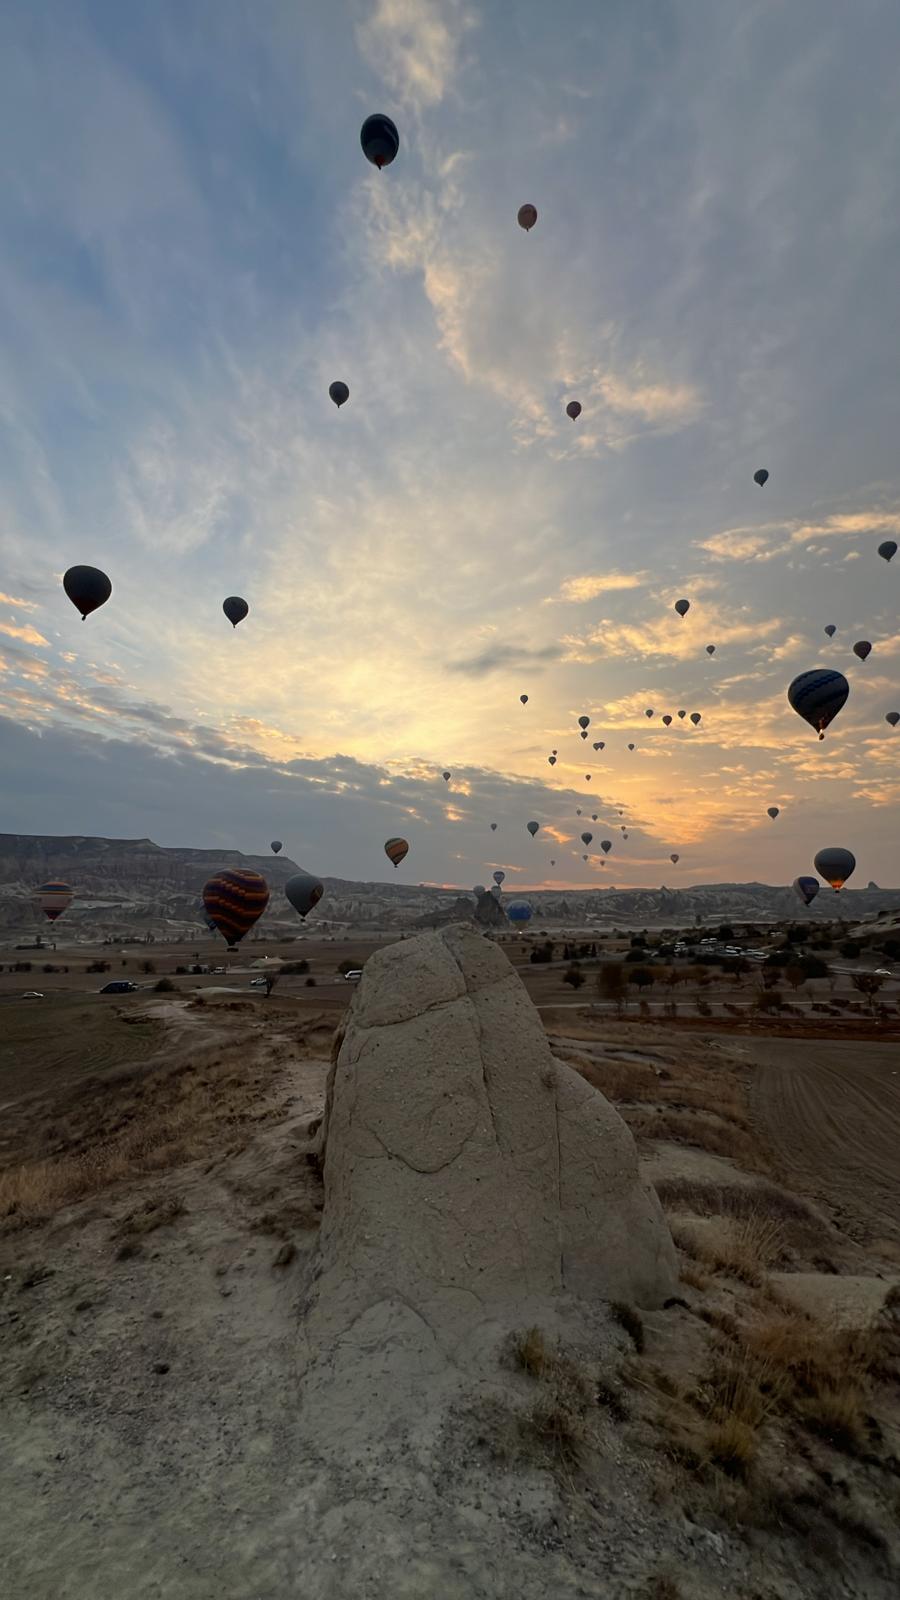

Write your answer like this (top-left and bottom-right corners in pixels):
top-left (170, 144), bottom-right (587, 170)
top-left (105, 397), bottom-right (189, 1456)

top-left (746, 1036), bottom-right (900, 1245)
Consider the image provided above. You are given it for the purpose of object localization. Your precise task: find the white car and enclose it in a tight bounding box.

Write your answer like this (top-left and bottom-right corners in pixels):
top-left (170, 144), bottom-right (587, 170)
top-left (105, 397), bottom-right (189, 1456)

top-left (874, 968), bottom-right (893, 977)
top-left (343, 970), bottom-right (363, 982)
top-left (22, 991), bottom-right (44, 999)
top-left (249, 976), bottom-right (269, 987)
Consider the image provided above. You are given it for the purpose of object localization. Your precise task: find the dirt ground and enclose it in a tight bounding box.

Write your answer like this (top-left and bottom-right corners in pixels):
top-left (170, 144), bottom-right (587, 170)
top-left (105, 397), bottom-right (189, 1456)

top-left (1, 965), bottom-right (899, 1598)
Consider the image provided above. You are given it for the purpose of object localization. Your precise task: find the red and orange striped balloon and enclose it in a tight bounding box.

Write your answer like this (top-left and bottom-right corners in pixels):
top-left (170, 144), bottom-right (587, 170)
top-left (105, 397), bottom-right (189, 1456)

top-left (202, 869), bottom-right (269, 948)
top-left (34, 881), bottom-right (73, 923)
top-left (384, 837), bottom-right (409, 869)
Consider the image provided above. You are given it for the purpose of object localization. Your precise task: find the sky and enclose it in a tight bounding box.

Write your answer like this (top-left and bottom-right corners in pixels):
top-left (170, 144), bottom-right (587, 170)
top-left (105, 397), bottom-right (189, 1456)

top-left (1, 0), bottom-right (899, 892)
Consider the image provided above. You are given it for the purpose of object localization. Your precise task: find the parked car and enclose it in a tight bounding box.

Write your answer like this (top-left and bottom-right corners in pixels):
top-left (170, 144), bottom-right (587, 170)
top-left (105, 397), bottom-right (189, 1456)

top-left (873, 968), bottom-right (893, 977)
top-left (99, 980), bottom-right (139, 994)
top-left (343, 969), bottom-right (363, 982)
top-left (22, 991), bottom-right (44, 999)
top-left (249, 976), bottom-right (268, 987)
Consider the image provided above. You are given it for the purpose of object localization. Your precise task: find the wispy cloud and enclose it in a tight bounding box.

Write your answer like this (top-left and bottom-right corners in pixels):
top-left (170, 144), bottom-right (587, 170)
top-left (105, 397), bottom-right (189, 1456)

top-left (0, 592), bottom-right (37, 610)
top-left (550, 571), bottom-right (648, 604)
top-left (0, 620), bottom-right (49, 648)
top-left (356, 0), bottom-right (475, 111)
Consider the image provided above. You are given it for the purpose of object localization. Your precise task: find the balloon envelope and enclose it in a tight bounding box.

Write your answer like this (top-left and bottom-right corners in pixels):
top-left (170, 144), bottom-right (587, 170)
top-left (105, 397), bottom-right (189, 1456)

top-left (328, 380), bottom-right (349, 408)
top-left (753, 468), bottom-right (769, 487)
top-left (223, 596), bottom-right (249, 628)
top-left (548, 755), bottom-right (557, 765)
top-left (581, 832), bottom-right (593, 846)
top-left (706, 644), bottom-right (716, 656)
top-left (360, 113), bottom-right (399, 168)
top-left (578, 715), bottom-right (590, 729)
top-left (787, 668), bottom-right (849, 739)
top-left (202, 869), bottom-right (269, 948)
top-left (670, 854), bottom-right (679, 865)
top-left (520, 693), bottom-right (528, 704)
top-left (493, 870), bottom-right (505, 886)
top-left (767, 806), bottom-right (780, 820)
top-left (566, 401), bottom-right (582, 421)
top-left (853, 640), bottom-right (872, 661)
top-left (813, 847), bottom-right (856, 891)
top-left (792, 876), bottom-right (820, 907)
top-left (674, 598), bottom-right (690, 618)
top-left (600, 840), bottom-right (612, 854)
top-left (442, 770), bottom-right (451, 782)
top-left (490, 822), bottom-right (498, 830)
top-left (270, 840), bottom-right (283, 854)
top-left (824, 624), bottom-right (837, 638)
top-left (34, 880), bottom-right (72, 923)
top-left (526, 821), bottom-right (539, 837)
top-left (63, 565), bottom-right (111, 620)
top-left (690, 712), bottom-right (701, 726)
top-left (384, 837), bottom-right (409, 868)
top-left (886, 712), bottom-right (900, 728)
top-left (662, 715), bottom-right (672, 726)
top-left (877, 540), bottom-right (897, 562)
top-left (507, 901), bottom-right (533, 923)
top-left (284, 871), bottom-right (324, 919)
top-left (517, 204), bottom-right (537, 231)
top-left (645, 709), bottom-right (654, 718)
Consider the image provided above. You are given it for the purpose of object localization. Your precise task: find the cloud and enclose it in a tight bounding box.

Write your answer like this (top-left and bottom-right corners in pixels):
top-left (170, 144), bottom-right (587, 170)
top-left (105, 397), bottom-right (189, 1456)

top-left (356, 0), bottom-right (475, 111)
top-left (0, 592), bottom-right (37, 610)
top-left (697, 525), bottom-right (789, 562)
top-left (551, 572), bottom-right (648, 604)
top-left (446, 643), bottom-right (561, 677)
top-left (562, 610), bottom-right (783, 665)
top-left (0, 620), bottom-right (49, 648)
top-left (790, 510), bottom-right (900, 544)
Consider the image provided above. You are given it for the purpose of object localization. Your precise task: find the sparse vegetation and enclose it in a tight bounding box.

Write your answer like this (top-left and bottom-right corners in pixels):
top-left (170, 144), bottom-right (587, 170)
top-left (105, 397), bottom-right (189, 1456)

top-left (610, 1301), bottom-right (645, 1353)
top-left (154, 977), bottom-right (176, 993)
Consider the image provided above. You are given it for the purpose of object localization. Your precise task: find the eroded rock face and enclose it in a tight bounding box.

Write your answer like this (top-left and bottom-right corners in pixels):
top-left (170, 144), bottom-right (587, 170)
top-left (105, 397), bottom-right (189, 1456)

top-left (306, 925), bottom-right (676, 1371)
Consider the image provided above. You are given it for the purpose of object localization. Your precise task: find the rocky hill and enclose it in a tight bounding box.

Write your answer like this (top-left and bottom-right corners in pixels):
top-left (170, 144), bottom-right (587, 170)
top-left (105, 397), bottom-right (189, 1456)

top-left (0, 834), bottom-right (897, 943)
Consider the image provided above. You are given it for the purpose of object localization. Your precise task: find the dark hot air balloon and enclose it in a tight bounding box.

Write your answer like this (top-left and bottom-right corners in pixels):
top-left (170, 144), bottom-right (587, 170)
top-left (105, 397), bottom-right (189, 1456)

top-left (706, 644), bottom-right (716, 656)
top-left (824, 624), bottom-right (836, 638)
top-left (677, 710), bottom-right (686, 720)
top-left (490, 822), bottom-right (498, 830)
top-left (493, 870), bottom-right (505, 886)
top-left (674, 598), bottom-right (690, 618)
top-left (520, 693), bottom-right (528, 704)
top-left (517, 204), bottom-right (537, 231)
top-left (753, 468), bottom-right (769, 487)
top-left (627, 743), bottom-right (635, 751)
top-left (270, 840), bottom-right (283, 854)
top-left (813, 847), bottom-right (855, 891)
top-left (285, 871), bottom-right (324, 919)
top-left (360, 113), bottom-right (399, 168)
top-left (202, 869), bottom-right (269, 949)
top-left (507, 901), bottom-right (532, 923)
top-left (787, 669), bottom-right (849, 739)
top-left (384, 837), bottom-right (409, 868)
top-left (548, 755), bottom-right (557, 765)
top-left (877, 540), bottom-right (897, 562)
top-left (63, 565), bottom-right (111, 620)
top-left (580, 832), bottom-right (593, 846)
top-left (853, 640), bottom-right (872, 662)
top-left (662, 714), bottom-right (673, 727)
top-left (600, 840), bottom-right (611, 854)
top-left (34, 881), bottom-right (72, 923)
top-left (792, 876), bottom-right (819, 906)
top-left (670, 853), bottom-right (679, 865)
top-left (690, 712), bottom-right (701, 725)
top-left (328, 381), bottom-right (349, 408)
top-left (645, 709), bottom-right (654, 718)
top-left (526, 820), bottom-right (539, 837)
top-left (886, 712), bottom-right (900, 728)
top-left (442, 770), bottom-right (451, 782)
top-left (566, 401), bottom-right (582, 421)
top-left (223, 596), bottom-right (249, 628)
top-left (767, 806), bottom-right (780, 820)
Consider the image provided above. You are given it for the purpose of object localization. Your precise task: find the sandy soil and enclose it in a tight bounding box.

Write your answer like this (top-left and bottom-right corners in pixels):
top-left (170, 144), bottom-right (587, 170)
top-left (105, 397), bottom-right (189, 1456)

top-left (747, 1036), bottom-right (900, 1250)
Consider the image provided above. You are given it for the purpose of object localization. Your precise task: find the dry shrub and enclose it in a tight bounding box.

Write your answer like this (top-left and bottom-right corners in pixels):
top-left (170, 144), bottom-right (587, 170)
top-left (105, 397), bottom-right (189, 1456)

top-left (655, 1178), bottom-right (815, 1225)
top-left (622, 1107), bottom-right (766, 1171)
top-left (507, 1328), bottom-right (596, 1476)
top-left (511, 1325), bottom-right (551, 1379)
top-left (741, 1313), bottom-right (877, 1454)
top-left (672, 1211), bottom-right (785, 1286)
top-left (645, 1576), bottom-right (682, 1600)
top-left (611, 1300), bottom-right (645, 1353)
top-left (679, 1262), bottom-right (711, 1291)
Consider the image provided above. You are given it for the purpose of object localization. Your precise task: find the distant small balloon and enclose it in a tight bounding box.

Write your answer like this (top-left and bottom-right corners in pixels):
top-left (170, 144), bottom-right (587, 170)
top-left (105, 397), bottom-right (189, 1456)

top-left (578, 715), bottom-right (590, 730)
top-left (792, 875), bottom-right (820, 907)
top-left (328, 381), bottom-right (349, 409)
top-left (753, 468), bottom-right (769, 487)
top-left (581, 832), bottom-right (593, 847)
top-left (886, 712), bottom-right (900, 728)
top-left (285, 870), bottom-right (324, 919)
top-left (645, 709), bottom-right (654, 718)
top-left (526, 821), bottom-right (540, 838)
top-left (270, 840), bottom-right (283, 854)
top-left (600, 840), bottom-right (612, 854)
top-left (670, 853), bottom-right (679, 865)
top-left (360, 113), bottom-right (399, 169)
top-left (674, 598), bottom-right (690, 618)
top-left (627, 743), bottom-right (635, 751)
top-left (877, 540), bottom-right (897, 563)
top-left (593, 741), bottom-right (604, 751)
top-left (490, 822), bottom-right (498, 831)
top-left (493, 870), bottom-right (505, 886)
top-left (517, 203), bottom-right (538, 232)
top-left (690, 712), bottom-right (701, 726)
top-left (767, 806), bottom-right (780, 820)
top-left (706, 644), bottom-right (716, 656)
top-left (223, 596), bottom-right (249, 628)
top-left (662, 715), bottom-right (673, 727)
top-left (566, 401), bottom-right (582, 421)
top-left (384, 837), bottom-right (409, 869)
top-left (442, 770), bottom-right (451, 782)
top-left (585, 773), bottom-right (591, 781)
top-left (853, 640), bottom-right (872, 662)
top-left (520, 693), bottom-right (529, 704)
top-left (824, 624), bottom-right (837, 638)
top-left (677, 710), bottom-right (686, 720)
top-left (548, 755), bottom-right (557, 765)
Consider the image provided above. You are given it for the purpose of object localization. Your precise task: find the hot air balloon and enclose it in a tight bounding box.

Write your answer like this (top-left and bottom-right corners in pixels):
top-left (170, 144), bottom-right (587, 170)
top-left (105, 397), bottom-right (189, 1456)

top-left (360, 113), bottom-right (399, 169)
top-left (878, 540), bottom-right (897, 562)
top-left (792, 876), bottom-right (820, 907)
top-left (591, 814), bottom-right (598, 821)
top-left (270, 840), bottom-right (283, 854)
top-left (223, 596), bottom-right (249, 628)
top-left (550, 859), bottom-right (556, 867)
top-left (490, 822), bottom-right (498, 830)
top-left (600, 840), bottom-right (612, 854)
top-left (585, 773), bottom-right (592, 781)
top-left (520, 693), bottom-right (529, 705)
top-left (285, 871), bottom-right (324, 919)
top-left (582, 854), bottom-right (588, 862)
top-left (576, 808), bottom-right (582, 816)
top-left (566, 401), bottom-right (582, 421)
top-left (767, 806), bottom-right (780, 820)
top-left (787, 669), bottom-right (849, 739)
top-left (670, 854), bottom-right (679, 865)
top-left (63, 565), bottom-right (111, 621)
top-left (34, 881), bottom-right (73, 923)
top-left (202, 869), bottom-right (269, 949)
top-left (706, 644), bottom-right (716, 656)
top-left (662, 714), bottom-right (673, 727)
top-left (578, 715), bottom-right (590, 736)
top-left (645, 709), bottom-right (654, 719)
top-left (526, 821), bottom-right (540, 838)
top-left (442, 770), bottom-right (451, 782)
top-left (548, 755), bottom-right (557, 765)
top-left (507, 901), bottom-right (533, 924)
top-left (813, 847), bottom-right (855, 892)
top-left (852, 640), bottom-right (872, 662)
top-left (581, 832), bottom-right (593, 846)
top-left (622, 832), bottom-right (629, 840)
top-left (690, 712), bottom-right (702, 726)
top-left (328, 381), bottom-right (349, 409)
top-left (886, 712), bottom-right (900, 728)
top-left (517, 204), bottom-right (537, 232)
top-left (674, 598), bottom-right (690, 618)
top-left (677, 710), bottom-right (686, 720)
top-left (493, 870), bottom-right (505, 886)
top-left (593, 741), bottom-right (605, 751)
top-left (384, 837), bottom-right (409, 868)
top-left (824, 624), bottom-right (836, 638)
top-left (627, 743), bottom-right (635, 751)
top-left (753, 468), bottom-right (769, 487)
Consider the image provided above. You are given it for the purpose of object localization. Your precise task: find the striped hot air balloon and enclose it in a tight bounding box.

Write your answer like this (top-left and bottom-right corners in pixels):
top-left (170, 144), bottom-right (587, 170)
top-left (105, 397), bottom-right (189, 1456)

top-left (787, 669), bottom-right (849, 739)
top-left (202, 869), bottom-right (269, 948)
top-left (35, 881), bottom-right (73, 923)
top-left (384, 837), bottom-right (409, 868)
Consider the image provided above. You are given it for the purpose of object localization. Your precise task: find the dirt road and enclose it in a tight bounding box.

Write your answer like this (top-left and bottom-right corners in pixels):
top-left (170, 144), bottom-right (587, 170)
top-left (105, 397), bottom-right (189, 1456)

top-left (747, 1037), bottom-right (900, 1247)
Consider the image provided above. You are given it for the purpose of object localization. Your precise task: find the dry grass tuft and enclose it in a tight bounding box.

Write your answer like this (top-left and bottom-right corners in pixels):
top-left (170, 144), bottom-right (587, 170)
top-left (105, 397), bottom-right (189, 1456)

top-left (511, 1325), bottom-right (551, 1379)
top-left (672, 1211), bottom-right (785, 1286)
top-left (113, 1195), bottom-right (186, 1241)
top-left (623, 1107), bottom-right (766, 1171)
top-left (679, 1262), bottom-right (711, 1291)
top-left (644, 1576), bottom-right (683, 1600)
top-left (611, 1300), bottom-right (645, 1353)
top-left (655, 1178), bottom-right (815, 1225)
top-left (507, 1328), bottom-right (599, 1476)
